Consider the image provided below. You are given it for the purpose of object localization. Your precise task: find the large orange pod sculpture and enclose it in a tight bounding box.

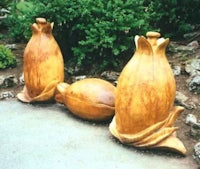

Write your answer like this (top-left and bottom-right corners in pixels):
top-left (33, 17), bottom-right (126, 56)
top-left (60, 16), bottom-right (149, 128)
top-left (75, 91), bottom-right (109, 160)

top-left (17, 18), bottom-right (64, 102)
top-left (55, 78), bottom-right (115, 121)
top-left (109, 32), bottom-right (186, 155)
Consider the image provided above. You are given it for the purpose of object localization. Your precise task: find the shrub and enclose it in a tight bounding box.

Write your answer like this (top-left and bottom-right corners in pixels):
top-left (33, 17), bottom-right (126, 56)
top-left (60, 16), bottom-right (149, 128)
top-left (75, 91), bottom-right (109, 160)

top-left (0, 0), bottom-right (11, 8)
top-left (5, 0), bottom-right (149, 72)
top-left (6, 1), bottom-right (42, 41)
top-left (5, 0), bottom-right (199, 73)
top-left (146, 0), bottom-right (199, 38)
top-left (0, 45), bottom-right (17, 69)
top-left (66, 0), bottom-right (149, 72)
top-left (0, 0), bottom-right (12, 30)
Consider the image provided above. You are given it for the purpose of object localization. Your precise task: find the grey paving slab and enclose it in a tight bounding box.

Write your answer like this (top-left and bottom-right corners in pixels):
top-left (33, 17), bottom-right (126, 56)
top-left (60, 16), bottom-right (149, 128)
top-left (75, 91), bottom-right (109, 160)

top-left (0, 100), bottom-right (193, 169)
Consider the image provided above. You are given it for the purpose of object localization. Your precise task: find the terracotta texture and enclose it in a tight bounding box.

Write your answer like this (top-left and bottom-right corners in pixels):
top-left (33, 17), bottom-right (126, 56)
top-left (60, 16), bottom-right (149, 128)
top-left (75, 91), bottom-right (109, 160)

top-left (17, 18), bottom-right (64, 102)
top-left (55, 78), bottom-right (115, 121)
top-left (109, 32), bottom-right (186, 155)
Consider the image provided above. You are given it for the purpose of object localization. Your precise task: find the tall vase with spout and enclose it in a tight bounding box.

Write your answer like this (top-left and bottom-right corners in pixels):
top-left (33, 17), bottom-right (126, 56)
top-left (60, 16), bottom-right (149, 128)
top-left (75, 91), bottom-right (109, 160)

top-left (17, 18), bottom-right (64, 103)
top-left (109, 32), bottom-right (186, 155)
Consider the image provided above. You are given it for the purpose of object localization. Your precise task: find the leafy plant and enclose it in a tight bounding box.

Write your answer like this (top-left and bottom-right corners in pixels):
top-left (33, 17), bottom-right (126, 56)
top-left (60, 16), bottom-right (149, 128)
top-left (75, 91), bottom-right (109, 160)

top-left (6, 1), bottom-right (41, 41)
top-left (0, 0), bottom-right (11, 8)
top-left (146, 0), bottom-right (199, 38)
top-left (67, 0), bottom-right (149, 72)
top-left (4, 0), bottom-right (199, 73)
top-left (0, 45), bottom-right (17, 69)
top-left (5, 0), bottom-right (149, 72)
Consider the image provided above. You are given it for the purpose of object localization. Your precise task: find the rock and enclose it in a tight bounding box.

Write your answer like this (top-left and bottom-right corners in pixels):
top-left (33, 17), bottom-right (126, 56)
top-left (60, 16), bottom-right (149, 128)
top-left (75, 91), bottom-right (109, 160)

top-left (185, 58), bottom-right (200, 94)
top-left (176, 45), bottom-right (195, 53)
top-left (187, 41), bottom-right (199, 49)
top-left (5, 44), bottom-right (17, 50)
top-left (191, 123), bottom-right (200, 139)
top-left (194, 142), bottom-right (200, 163)
top-left (171, 65), bottom-right (181, 76)
top-left (168, 42), bottom-right (179, 53)
top-left (71, 75), bottom-right (87, 83)
top-left (4, 75), bottom-right (18, 87)
top-left (100, 71), bottom-right (120, 81)
top-left (175, 91), bottom-right (188, 102)
top-left (193, 142), bottom-right (200, 164)
top-left (168, 42), bottom-right (195, 57)
top-left (0, 75), bottom-right (18, 88)
top-left (187, 75), bottom-right (200, 94)
top-left (0, 76), bottom-right (4, 86)
top-left (187, 114), bottom-right (200, 140)
top-left (19, 73), bottom-right (24, 85)
top-left (0, 8), bottom-right (10, 19)
top-left (0, 8), bottom-right (10, 14)
top-left (66, 66), bottom-right (81, 75)
top-left (0, 91), bottom-right (14, 100)
top-left (175, 91), bottom-right (196, 109)
top-left (186, 114), bottom-right (197, 125)
top-left (64, 61), bottom-right (85, 75)
top-left (184, 31), bottom-right (200, 40)
top-left (185, 58), bottom-right (200, 76)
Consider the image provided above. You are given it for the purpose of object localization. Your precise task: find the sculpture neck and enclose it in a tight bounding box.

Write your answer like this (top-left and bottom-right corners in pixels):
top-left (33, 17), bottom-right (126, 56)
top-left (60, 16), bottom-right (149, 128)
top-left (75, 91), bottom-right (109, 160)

top-left (146, 31), bottom-right (160, 54)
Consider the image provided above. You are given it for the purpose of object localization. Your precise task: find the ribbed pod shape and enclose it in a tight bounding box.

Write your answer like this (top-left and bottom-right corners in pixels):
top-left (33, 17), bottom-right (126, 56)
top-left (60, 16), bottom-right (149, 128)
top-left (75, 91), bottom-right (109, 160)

top-left (17, 18), bottom-right (64, 102)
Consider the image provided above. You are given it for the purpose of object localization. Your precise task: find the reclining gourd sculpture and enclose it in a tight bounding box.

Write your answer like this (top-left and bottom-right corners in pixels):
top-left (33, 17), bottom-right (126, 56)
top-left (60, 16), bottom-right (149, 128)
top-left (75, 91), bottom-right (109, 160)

top-left (109, 32), bottom-right (187, 155)
top-left (17, 18), bottom-right (64, 103)
top-left (55, 78), bottom-right (115, 121)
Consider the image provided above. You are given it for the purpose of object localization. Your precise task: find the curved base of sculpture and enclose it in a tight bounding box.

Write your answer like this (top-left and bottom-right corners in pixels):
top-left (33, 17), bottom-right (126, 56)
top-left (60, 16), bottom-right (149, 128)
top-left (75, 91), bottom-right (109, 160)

top-left (17, 80), bottom-right (59, 103)
top-left (109, 106), bottom-right (187, 155)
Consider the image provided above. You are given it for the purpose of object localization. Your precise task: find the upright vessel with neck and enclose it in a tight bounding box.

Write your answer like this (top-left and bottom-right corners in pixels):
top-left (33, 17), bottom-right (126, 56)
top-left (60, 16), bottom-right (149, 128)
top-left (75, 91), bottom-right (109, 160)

top-left (109, 32), bottom-right (186, 155)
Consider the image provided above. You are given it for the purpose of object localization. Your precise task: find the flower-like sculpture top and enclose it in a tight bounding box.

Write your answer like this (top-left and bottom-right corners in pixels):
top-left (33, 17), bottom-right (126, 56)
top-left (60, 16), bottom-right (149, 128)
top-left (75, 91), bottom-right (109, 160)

top-left (109, 32), bottom-right (186, 155)
top-left (17, 18), bottom-right (64, 103)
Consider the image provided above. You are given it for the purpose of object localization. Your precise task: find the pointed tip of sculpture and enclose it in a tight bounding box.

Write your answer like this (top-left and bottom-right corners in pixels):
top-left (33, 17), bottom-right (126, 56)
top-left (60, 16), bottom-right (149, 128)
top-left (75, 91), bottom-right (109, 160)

top-left (17, 92), bottom-right (32, 103)
top-left (151, 134), bottom-right (187, 156)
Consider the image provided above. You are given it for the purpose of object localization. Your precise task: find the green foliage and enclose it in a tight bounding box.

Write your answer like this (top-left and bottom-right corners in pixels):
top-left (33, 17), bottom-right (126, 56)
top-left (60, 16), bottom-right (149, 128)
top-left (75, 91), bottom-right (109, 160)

top-left (146, 0), bottom-right (199, 38)
top-left (0, 0), bottom-right (11, 7)
top-left (6, 1), bottom-right (41, 41)
top-left (0, 0), bottom-right (12, 29)
top-left (0, 45), bottom-right (17, 69)
top-left (6, 0), bottom-right (70, 41)
top-left (5, 0), bottom-right (149, 72)
top-left (4, 0), bottom-right (199, 73)
top-left (66, 0), bottom-right (149, 71)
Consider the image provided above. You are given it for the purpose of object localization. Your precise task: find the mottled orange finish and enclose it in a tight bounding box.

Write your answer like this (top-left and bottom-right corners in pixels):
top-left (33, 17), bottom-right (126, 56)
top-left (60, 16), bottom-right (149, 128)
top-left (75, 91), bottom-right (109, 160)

top-left (17, 18), bottom-right (64, 102)
top-left (116, 34), bottom-right (175, 134)
top-left (109, 32), bottom-right (186, 155)
top-left (55, 78), bottom-right (115, 121)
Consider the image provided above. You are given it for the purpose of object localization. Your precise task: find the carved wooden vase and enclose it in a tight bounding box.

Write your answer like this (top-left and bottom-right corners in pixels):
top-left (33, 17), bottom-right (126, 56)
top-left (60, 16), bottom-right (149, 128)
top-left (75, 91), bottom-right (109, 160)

top-left (55, 78), bottom-right (115, 121)
top-left (17, 18), bottom-right (64, 102)
top-left (109, 32), bottom-right (186, 155)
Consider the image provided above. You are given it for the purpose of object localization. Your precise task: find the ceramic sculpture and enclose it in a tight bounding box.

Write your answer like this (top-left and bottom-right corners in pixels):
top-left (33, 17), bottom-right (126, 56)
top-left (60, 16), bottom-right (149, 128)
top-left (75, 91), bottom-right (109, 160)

top-left (17, 18), bottom-right (64, 102)
top-left (55, 78), bottom-right (115, 121)
top-left (109, 31), bottom-right (186, 155)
